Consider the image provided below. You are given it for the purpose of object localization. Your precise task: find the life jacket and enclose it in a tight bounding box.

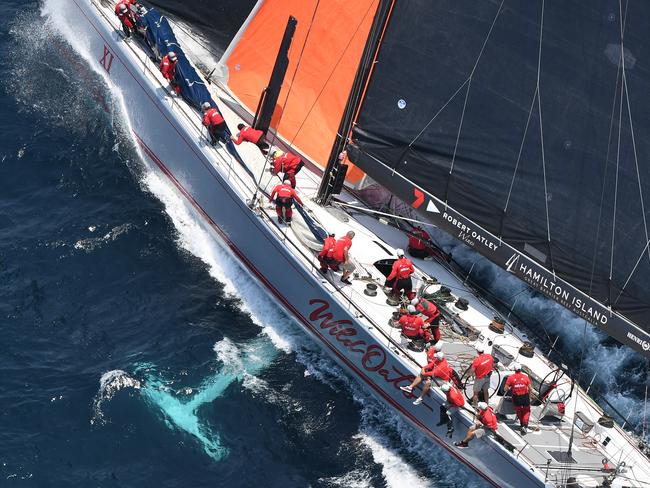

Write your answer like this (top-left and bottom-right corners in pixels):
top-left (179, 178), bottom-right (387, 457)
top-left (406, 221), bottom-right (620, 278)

top-left (235, 126), bottom-right (263, 145)
top-left (416, 299), bottom-right (440, 323)
top-left (478, 407), bottom-right (498, 431)
top-left (431, 358), bottom-right (452, 381)
top-left (160, 55), bottom-right (177, 80)
top-left (319, 236), bottom-right (336, 259)
top-left (506, 372), bottom-right (531, 396)
top-left (202, 108), bottom-right (224, 127)
top-left (408, 227), bottom-right (430, 250)
top-left (399, 314), bottom-right (424, 338)
top-left (273, 152), bottom-right (301, 174)
top-left (272, 184), bottom-right (295, 200)
top-left (472, 353), bottom-right (494, 379)
top-left (331, 236), bottom-right (352, 262)
top-left (446, 385), bottom-right (465, 407)
top-left (115, 2), bottom-right (134, 27)
top-left (388, 257), bottom-right (414, 281)
top-left (426, 347), bottom-right (438, 362)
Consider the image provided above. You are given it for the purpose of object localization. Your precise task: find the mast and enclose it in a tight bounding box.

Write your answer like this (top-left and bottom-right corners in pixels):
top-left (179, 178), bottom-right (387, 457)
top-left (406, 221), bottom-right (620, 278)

top-left (316, 0), bottom-right (394, 205)
top-left (252, 15), bottom-right (297, 133)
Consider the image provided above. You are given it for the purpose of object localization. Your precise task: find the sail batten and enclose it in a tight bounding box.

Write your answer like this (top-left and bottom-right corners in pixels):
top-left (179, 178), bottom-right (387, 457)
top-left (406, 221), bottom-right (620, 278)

top-left (348, 0), bottom-right (650, 355)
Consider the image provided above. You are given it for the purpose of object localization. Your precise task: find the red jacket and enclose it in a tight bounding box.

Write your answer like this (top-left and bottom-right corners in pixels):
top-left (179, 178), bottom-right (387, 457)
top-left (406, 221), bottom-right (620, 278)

top-left (233, 126), bottom-right (264, 145)
top-left (160, 55), bottom-right (177, 81)
top-left (387, 256), bottom-right (414, 281)
top-left (270, 184), bottom-right (302, 205)
top-left (331, 236), bottom-right (352, 262)
top-left (272, 152), bottom-right (301, 175)
top-left (472, 353), bottom-right (494, 379)
top-left (115, 2), bottom-right (134, 28)
top-left (416, 299), bottom-right (440, 324)
top-left (423, 358), bottom-right (452, 380)
top-left (409, 227), bottom-right (430, 251)
top-left (319, 236), bottom-right (336, 259)
top-left (478, 407), bottom-right (498, 431)
top-left (446, 385), bottom-right (465, 407)
top-left (399, 314), bottom-right (425, 338)
top-left (202, 108), bottom-right (224, 128)
top-left (505, 372), bottom-right (531, 396)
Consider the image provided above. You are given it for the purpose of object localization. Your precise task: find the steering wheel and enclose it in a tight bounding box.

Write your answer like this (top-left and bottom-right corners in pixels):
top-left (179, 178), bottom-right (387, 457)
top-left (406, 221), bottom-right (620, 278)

top-left (538, 367), bottom-right (574, 404)
top-left (462, 366), bottom-right (501, 402)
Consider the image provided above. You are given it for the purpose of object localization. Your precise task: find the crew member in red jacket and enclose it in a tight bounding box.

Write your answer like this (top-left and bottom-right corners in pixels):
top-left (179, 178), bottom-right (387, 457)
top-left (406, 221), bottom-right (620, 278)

top-left (318, 232), bottom-right (337, 274)
top-left (438, 382), bottom-right (465, 437)
top-left (398, 305), bottom-right (430, 343)
top-left (160, 51), bottom-right (180, 94)
top-left (408, 225), bottom-right (434, 259)
top-left (504, 362), bottom-right (532, 434)
top-left (385, 249), bottom-right (415, 299)
top-left (201, 102), bottom-right (227, 145)
top-left (411, 297), bottom-right (442, 343)
top-left (466, 343), bottom-right (494, 405)
top-left (413, 351), bottom-right (452, 405)
top-left (230, 123), bottom-right (269, 155)
top-left (115, 2), bottom-right (135, 38)
top-left (399, 350), bottom-right (448, 404)
top-left (455, 402), bottom-right (498, 448)
top-left (270, 150), bottom-right (304, 188)
top-left (331, 231), bottom-right (355, 284)
top-left (269, 175), bottom-right (303, 225)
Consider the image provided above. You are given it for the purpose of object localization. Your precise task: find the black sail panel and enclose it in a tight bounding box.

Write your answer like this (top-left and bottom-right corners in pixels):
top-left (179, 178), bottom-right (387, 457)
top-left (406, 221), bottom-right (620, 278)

top-left (348, 0), bottom-right (650, 355)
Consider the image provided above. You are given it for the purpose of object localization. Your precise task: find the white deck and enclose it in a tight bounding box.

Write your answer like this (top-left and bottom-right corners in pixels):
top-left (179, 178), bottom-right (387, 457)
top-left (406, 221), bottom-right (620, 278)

top-left (90, 3), bottom-right (650, 486)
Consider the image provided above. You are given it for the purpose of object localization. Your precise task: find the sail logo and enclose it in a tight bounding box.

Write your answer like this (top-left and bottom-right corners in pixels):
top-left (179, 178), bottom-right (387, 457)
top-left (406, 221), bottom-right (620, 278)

top-left (100, 45), bottom-right (114, 74)
top-left (627, 331), bottom-right (650, 351)
top-left (505, 253), bottom-right (520, 272)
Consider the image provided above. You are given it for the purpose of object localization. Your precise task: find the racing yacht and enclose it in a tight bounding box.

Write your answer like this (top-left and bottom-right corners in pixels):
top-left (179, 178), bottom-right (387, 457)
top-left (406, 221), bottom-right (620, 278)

top-left (63, 1), bottom-right (650, 486)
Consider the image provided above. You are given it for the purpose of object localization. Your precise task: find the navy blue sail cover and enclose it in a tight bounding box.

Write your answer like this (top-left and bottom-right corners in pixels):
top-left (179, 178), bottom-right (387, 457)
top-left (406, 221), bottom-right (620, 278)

top-left (348, 0), bottom-right (650, 353)
top-left (140, 8), bottom-right (213, 110)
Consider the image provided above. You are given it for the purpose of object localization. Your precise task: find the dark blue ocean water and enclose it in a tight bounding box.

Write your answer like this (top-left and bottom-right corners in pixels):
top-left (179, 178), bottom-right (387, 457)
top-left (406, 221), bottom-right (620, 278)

top-left (0, 2), bottom-right (647, 487)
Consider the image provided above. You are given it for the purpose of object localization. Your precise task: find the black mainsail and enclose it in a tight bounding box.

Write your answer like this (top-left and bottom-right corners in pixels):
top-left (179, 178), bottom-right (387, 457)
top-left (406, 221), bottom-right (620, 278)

top-left (347, 0), bottom-right (650, 356)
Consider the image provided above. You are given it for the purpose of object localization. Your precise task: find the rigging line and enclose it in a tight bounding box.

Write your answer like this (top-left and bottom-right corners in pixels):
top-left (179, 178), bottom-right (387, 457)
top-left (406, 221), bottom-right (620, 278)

top-left (447, 0), bottom-right (505, 178)
top-left (564, 319), bottom-right (589, 482)
top-left (642, 360), bottom-right (650, 441)
top-left (589, 58), bottom-right (623, 295)
top-left (166, 17), bottom-right (222, 60)
top-left (609, 1), bottom-right (648, 278)
top-left (613, 238), bottom-right (650, 306)
top-left (405, 0), bottom-right (505, 152)
top-left (501, 85), bottom-right (538, 219)
top-left (609, 0), bottom-right (626, 284)
top-left (535, 0), bottom-right (555, 276)
top-left (252, 0), bottom-right (322, 201)
top-left (404, 79), bottom-right (469, 149)
top-left (332, 200), bottom-right (437, 227)
top-left (288, 0), bottom-right (376, 147)
top-left (621, 60), bottom-right (650, 262)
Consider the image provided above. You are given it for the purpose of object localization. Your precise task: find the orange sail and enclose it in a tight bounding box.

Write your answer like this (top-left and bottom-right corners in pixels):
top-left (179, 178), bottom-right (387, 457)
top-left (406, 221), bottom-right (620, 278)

top-left (223, 0), bottom-right (378, 185)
